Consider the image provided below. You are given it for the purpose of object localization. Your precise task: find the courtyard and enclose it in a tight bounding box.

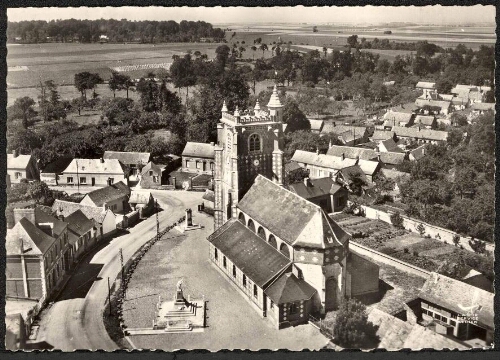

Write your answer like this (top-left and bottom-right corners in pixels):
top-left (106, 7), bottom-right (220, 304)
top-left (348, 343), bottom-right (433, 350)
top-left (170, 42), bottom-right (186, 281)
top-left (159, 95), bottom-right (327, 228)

top-left (122, 210), bottom-right (328, 351)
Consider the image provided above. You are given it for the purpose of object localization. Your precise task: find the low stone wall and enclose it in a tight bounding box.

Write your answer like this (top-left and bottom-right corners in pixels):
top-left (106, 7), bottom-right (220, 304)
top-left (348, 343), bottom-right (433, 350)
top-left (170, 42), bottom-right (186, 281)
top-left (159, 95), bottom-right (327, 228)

top-left (355, 203), bottom-right (494, 253)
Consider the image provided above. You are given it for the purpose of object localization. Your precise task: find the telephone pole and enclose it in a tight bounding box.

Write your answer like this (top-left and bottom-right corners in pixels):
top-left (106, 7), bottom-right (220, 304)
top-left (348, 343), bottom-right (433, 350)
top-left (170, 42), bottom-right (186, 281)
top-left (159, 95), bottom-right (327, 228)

top-left (119, 248), bottom-right (124, 284)
top-left (107, 276), bottom-right (112, 316)
top-left (156, 200), bottom-right (159, 242)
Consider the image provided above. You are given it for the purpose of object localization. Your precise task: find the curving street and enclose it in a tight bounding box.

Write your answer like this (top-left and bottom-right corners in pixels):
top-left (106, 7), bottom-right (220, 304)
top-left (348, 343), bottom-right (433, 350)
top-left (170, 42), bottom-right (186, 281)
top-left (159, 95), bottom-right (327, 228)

top-left (34, 190), bottom-right (205, 351)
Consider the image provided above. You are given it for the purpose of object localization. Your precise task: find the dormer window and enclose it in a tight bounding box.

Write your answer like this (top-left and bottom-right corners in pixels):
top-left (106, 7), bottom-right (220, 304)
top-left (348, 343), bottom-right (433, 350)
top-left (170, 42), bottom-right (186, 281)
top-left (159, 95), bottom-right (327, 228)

top-left (249, 133), bottom-right (261, 152)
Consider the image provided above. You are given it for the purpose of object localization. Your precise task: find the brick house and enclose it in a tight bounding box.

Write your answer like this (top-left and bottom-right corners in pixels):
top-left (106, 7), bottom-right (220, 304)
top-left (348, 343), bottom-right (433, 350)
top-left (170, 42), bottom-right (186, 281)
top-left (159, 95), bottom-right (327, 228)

top-left (61, 158), bottom-right (128, 187)
top-left (182, 142), bottom-right (216, 174)
top-left (7, 151), bottom-right (39, 184)
top-left (6, 207), bottom-right (71, 302)
top-left (289, 177), bottom-right (348, 213)
top-left (80, 181), bottom-right (131, 214)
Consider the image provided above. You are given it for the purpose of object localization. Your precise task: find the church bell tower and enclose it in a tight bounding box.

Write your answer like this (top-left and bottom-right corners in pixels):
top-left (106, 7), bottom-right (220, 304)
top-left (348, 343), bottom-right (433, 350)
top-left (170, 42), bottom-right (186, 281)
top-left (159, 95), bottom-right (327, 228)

top-left (214, 86), bottom-right (285, 230)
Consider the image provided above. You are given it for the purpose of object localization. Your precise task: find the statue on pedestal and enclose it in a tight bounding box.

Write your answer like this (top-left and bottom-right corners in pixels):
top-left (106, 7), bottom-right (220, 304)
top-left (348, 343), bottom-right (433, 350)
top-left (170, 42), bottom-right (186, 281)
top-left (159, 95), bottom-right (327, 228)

top-left (175, 278), bottom-right (185, 305)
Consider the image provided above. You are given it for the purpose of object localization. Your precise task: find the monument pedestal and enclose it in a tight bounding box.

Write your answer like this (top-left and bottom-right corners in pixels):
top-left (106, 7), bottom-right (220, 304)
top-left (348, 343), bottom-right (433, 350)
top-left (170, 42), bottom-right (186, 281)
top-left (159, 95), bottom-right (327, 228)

top-left (175, 208), bottom-right (202, 232)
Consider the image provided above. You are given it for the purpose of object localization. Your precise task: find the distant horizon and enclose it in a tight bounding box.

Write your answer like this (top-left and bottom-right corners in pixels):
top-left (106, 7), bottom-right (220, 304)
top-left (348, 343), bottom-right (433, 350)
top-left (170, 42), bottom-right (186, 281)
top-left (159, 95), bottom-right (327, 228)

top-left (7, 5), bottom-right (496, 25)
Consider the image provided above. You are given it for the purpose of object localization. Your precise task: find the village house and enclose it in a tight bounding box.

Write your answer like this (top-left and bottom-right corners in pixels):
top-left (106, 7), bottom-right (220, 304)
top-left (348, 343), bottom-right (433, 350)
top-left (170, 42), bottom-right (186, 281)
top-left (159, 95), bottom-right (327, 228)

top-left (451, 84), bottom-right (491, 104)
top-left (408, 145), bottom-right (427, 161)
top-left (379, 168), bottom-right (410, 201)
top-left (40, 156), bottom-right (73, 186)
top-left (383, 111), bottom-right (414, 129)
top-left (413, 115), bottom-right (437, 129)
top-left (6, 207), bottom-right (71, 303)
top-left (102, 151), bottom-right (151, 179)
top-left (392, 126), bottom-right (448, 144)
top-left (415, 98), bottom-right (452, 115)
top-left (321, 124), bottom-right (369, 146)
top-left (129, 190), bottom-right (155, 218)
top-left (327, 144), bottom-right (407, 171)
top-left (470, 102), bottom-right (495, 116)
top-left (139, 161), bottom-right (169, 188)
top-left (182, 142), bottom-right (216, 174)
top-left (289, 177), bottom-right (348, 213)
top-left (415, 81), bottom-right (436, 99)
top-left (80, 181), bottom-right (131, 214)
top-left (61, 158), bottom-right (128, 187)
top-left (284, 161), bottom-right (304, 180)
top-left (416, 272), bottom-right (494, 345)
top-left (63, 209), bottom-right (96, 262)
top-left (370, 130), bottom-right (396, 143)
top-left (7, 151), bottom-right (39, 184)
top-left (334, 165), bottom-right (371, 193)
top-left (52, 199), bottom-right (116, 239)
top-left (308, 118), bottom-right (324, 134)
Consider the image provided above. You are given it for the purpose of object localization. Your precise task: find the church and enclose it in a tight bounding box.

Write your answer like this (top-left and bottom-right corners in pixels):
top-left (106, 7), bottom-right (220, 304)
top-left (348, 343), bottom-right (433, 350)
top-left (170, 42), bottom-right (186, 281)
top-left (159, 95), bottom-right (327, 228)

top-left (207, 86), bottom-right (380, 329)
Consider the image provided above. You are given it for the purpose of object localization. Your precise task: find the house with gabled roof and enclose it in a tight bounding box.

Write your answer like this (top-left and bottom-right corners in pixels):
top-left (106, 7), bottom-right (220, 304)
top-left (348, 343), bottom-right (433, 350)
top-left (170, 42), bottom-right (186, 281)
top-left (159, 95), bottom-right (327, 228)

top-left (7, 151), bottom-right (39, 184)
top-left (139, 161), bottom-right (169, 188)
top-left (103, 151), bottom-right (151, 178)
top-left (52, 200), bottom-right (116, 238)
top-left (321, 124), bottom-right (369, 146)
top-left (308, 118), bottom-right (324, 133)
top-left (182, 142), bottom-right (216, 174)
top-left (129, 190), bottom-right (155, 218)
top-left (326, 144), bottom-right (406, 171)
top-left (415, 98), bottom-right (451, 115)
top-left (371, 130), bottom-right (396, 143)
top-left (413, 115), bottom-right (437, 129)
top-left (417, 272), bottom-right (494, 344)
top-left (61, 158), bottom-right (128, 187)
top-left (208, 175), bottom-right (379, 328)
top-left (64, 209), bottom-right (96, 261)
top-left (6, 207), bottom-right (71, 303)
top-left (393, 126), bottom-right (448, 144)
top-left (80, 181), bottom-right (131, 214)
top-left (289, 177), bottom-right (348, 213)
top-left (383, 111), bottom-right (414, 129)
top-left (40, 156), bottom-right (73, 185)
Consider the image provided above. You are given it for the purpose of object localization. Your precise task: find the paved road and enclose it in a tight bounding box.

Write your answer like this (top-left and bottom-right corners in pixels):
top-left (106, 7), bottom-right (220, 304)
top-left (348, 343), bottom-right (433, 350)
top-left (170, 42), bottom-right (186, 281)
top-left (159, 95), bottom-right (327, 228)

top-left (35, 190), bottom-right (204, 351)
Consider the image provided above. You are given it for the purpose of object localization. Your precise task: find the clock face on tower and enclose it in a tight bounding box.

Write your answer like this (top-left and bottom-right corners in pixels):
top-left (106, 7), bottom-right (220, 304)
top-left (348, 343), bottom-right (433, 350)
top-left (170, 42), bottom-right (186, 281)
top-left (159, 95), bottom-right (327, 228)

top-left (253, 159), bottom-right (260, 167)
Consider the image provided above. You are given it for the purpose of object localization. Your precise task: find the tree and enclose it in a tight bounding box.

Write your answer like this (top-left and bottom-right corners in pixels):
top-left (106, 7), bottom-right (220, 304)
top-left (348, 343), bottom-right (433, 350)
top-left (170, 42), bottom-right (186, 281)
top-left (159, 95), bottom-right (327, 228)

top-left (436, 78), bottom-right (453, 94)
top-left (215, 44), bottom-right (231, 68)
top-left (170, 53), bottom-right (197, 105)
top-left (333, 298), bottom-right (378, 348)
top-left (74, 72), bottom-right (103, 100)
top-left (347, 34), bottom-right (358, 48)
top-left (390, 212), bottom-right (404, 229)
top-left (259, 43), bottom-right (268, 58)
top-left (11, 97), bottom-right (36, 128)
top-left (416, 223), bottom-right (426, 236)
top-left (282, 98), bottom-right (310, 132)
top-left (250, 45), bottom-right (257, 60)
top-left (136, 77), bottom-right (160, 112)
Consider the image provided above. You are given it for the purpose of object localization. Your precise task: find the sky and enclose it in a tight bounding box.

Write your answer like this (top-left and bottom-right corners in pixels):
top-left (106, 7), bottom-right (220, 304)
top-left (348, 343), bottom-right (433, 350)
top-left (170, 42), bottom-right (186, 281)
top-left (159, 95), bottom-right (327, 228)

top-left (7, 5), bottom-right (496, 25)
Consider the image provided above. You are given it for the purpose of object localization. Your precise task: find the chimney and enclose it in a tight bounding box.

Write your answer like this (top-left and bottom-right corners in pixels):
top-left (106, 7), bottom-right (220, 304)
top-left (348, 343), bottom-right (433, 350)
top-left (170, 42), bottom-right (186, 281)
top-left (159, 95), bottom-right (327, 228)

top-left (316, 148), bottom-right (319, 155)
top-left (58, 214), bottom-right (64, 221)
top-left (13, 149), bottom-right (19, 158)
top-left (107, 177), bottom-right (112, 186)
top-left (14, 208), bottom-right (36, 225)
top-left (341, 153), bottom-right (345, 160)
top-left (303, 177), bottom-right (310, 187)
top-left (100, 158), bottom-right (105, 163)
top-left (19, 238), bottom-right (24, 254)
top-left (210, 142), bottom-right (215, 146)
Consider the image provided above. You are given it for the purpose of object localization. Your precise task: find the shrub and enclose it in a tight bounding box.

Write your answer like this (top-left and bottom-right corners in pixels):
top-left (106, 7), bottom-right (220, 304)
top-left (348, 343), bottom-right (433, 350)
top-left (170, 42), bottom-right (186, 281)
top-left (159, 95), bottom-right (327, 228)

top-left (403, 247), bottom-right (409, 254)
top-left (390, 211), bottom-right (404, 229)
top-left (452, 234), bottom-right (460, 247)
top-left (332, 298), bottom-right (378, 348)
top-left (413, 250), bottom-right (419, 257)
top-left (416, 223), bottom-right (426, 236)
top-left (379, 246), bottom-right (395, 255)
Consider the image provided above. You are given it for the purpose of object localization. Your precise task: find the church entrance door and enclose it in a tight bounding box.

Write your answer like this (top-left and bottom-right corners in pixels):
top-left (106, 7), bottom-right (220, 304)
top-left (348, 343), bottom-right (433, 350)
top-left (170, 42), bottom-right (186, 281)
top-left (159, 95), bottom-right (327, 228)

top-left (325, 277), bottom-right (337, 311)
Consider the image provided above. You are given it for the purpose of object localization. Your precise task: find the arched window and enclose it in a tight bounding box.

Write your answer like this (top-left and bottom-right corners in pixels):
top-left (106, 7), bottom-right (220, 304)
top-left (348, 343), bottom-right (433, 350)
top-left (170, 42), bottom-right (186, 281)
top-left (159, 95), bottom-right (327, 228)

top-left (253, 284), bottom-right (258, 298)
top-left (243, 274), bottom-right (247, 287)
top-left (223, 256), bottom-right (227, 268)
top-left (268, 235), bottom-right (277, 249)
top-left (279, 243), bottom-right (290, 258)
top-left (249, 133), bottom-right (261, 152)
top-left (232, 265), bottom-right (236, 278)
top-left (257, 226), bottom-right (266, 240)
top-left (215, 248), bottom-right (218, 260)
top-left (247, 219), bottom-right (256, 233)
top-left (238, 212), bottom-right (246, 224)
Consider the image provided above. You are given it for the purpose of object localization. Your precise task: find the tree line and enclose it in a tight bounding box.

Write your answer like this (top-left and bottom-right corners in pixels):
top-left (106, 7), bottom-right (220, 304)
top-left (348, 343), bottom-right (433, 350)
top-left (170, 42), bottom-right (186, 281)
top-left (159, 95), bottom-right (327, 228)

top-left (7, 19), bottom-right (225, 43)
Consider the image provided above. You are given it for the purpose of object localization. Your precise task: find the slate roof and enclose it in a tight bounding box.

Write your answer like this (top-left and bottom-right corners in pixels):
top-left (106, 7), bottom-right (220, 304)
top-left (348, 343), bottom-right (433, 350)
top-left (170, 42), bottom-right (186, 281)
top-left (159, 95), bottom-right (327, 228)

top-left (415, 81), bottom-right (435, 89)
top-left (129, 190), bottom-right (152, 205)
top-left (402, 323), bottom-right (468, 350)
top-left (65, 209), bottom-right (94, 236)
top-left (41, 156), bottom-right (73, 174)
top-left (415, 99), bottom-right (451, 110)
top-left (52, 200), bottom-right (108, 224)
top-left (378, 152), bottom-right (407, 165)
top-left (265, 272), bottom-right (317, 304)
top-left (103, 151), bottom-right (150, 165)
top-left (379, 138), bottom-right (404, 153)
top-left (414, 115), bottom-right (435, 127)
top-left (371, 130), bottom-right (395, 142)
top-left (390, 102), bottom-right (419, 114)
top-left (337, 165), bottom-right (369, 185)
top-left (62, 158), bottom-right (126, 175)
top-left (380, 168), bottom-right (410, 182)
top-left (291, 150), bottom-right (357, 170)
top-left (84, 181), bottom-right (130, 207)
top-left (357, 159), bottom-right (380, 176)
top-left (140, 161), bottom-right (165, 176)
top-left (7, 154), bottom-right (32, 170)
top-left (208, 219), bottom-right (291, 287)
top-left (410, 145), bottom-right (427, 160)
top-left (383, 111), bottom-right (413, 124)
top-left (471, 102), bottom-right (495, 111)
top-left (202, 189), bottom-right (215, 202)
top-left (182, 142), bottom-right (216, 159)
top-left (450, 97), bottom-right (466, 105)
top-left (284, 161), bottom-right (302, 173)
top-left (238, 175), bottom-right (350, 248)
top-left (34, 207), bottom-right (67, 238)
top-left (327, 145), bottom-right (377, 160)
top-left (289, 177), bottom-right (345, 199)
top-left (6, 218), bottom-right (56, 256)
top-left (392, 126), bottom-right (448, 141)
top-left (308, 118), bottom-right (324, 131)
top-left (419, 272), bottom-right (494, 329)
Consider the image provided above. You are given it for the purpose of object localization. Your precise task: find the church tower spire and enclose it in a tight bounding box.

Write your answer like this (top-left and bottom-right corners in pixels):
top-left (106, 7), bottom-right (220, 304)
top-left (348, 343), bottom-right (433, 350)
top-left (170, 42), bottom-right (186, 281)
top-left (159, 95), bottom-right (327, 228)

top-left (267, 85), bottom-right (284, 123)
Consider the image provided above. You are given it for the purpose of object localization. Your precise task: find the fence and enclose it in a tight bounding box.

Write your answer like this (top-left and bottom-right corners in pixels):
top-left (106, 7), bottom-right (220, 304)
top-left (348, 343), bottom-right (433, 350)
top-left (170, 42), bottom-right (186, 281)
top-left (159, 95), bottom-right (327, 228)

top-left (349, 242), bottom-right (431, 278)
top-left (308, 315), bottom-right (334, 340)
top-left (353, 203), bottom-right (494, 253)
